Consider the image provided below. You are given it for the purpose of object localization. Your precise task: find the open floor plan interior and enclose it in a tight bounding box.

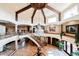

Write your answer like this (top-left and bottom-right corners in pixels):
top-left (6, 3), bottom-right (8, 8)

top-left (0, 3), bottom-right (79, 56)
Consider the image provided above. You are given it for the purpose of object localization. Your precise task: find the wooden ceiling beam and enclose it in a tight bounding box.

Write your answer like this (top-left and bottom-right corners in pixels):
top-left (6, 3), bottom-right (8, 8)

top-left (59, 12), bottom-right (61, 21)
top-left (16, 4), bottom-right (31, 14)
top-left (16, 4), bottom-right (31, 21)
top-left (31, 9), bottom-right (37, 23)
top-left (41, 9), bottom-right (46, 24)
top-left (15, 12), bottom-right (18, 21)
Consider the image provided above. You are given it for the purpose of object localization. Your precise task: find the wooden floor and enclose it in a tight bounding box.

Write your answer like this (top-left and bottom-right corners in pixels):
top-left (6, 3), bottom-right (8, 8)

top-left (0, 40), bottom-right (68, 56)
top-left (12, 41), bottom-right (68, 56)
top-left (13, 42), bottom-right (37, 56)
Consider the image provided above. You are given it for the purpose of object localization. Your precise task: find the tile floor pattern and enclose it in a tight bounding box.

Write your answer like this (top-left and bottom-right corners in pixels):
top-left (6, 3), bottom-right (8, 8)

top-left (47, 49), bottom-right (68, 56)
top-left (40, 45), bottom-right (68, 56)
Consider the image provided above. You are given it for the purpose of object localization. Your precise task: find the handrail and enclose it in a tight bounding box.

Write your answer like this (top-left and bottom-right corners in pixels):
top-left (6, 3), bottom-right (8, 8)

top-left (19, 34), bottom-right (41, 48)
top-left (0, 33), bottom-right (17, 40)
top-left (29, 34), bottom-right (47, 47)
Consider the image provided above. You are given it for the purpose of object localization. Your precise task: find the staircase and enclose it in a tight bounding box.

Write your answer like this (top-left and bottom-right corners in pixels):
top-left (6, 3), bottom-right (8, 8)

top-left (19, 34), bottom-right (47, 48)
top-left (30, 35), bottom-right (47, 47)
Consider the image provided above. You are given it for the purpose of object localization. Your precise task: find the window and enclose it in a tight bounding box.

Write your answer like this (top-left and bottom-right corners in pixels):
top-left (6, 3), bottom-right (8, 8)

top-left (48, 17), bottom-right (57, 24)
top-left (0, 25), bottom-right (5, 35)
top-left (64, 5), bottom-right (78, 19)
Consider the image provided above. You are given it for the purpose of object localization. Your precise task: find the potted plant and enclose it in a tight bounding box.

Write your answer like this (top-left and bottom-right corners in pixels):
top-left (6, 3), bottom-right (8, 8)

top-left (72, 31), bottom-right (79, 56)
top-left (60, 32), bottom-right (64, 39)
top-left (73, 51), bottom-right (79, 56)
top-left (75, 32), bottom-right (79, 49)
top-left (58, 41), bottom-right (64, 50)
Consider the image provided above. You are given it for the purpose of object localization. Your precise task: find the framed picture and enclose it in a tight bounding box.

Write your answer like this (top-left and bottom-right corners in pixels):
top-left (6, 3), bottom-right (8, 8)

top-left (49, 26), bottom-right (56, 31)
top-left (66, 24), bottom-right (79, 34)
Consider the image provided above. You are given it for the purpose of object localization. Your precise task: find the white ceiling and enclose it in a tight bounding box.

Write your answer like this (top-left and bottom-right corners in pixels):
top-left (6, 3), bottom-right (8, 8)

top-left (0, 3), bottom-right (72, 12)
top-left (48, 3), bottom-right (72, 12)
top-left (0, 3), bottom-right (73, 23)
top-left (0, 3), bottom-right (29, 12)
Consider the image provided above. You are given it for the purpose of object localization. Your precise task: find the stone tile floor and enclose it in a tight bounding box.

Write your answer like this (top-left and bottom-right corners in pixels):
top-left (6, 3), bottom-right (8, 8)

top-left (47, 49), bottom-right (68, 56)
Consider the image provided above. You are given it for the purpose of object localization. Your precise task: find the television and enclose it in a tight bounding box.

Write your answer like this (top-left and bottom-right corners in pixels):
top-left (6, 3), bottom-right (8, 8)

top-left (66, 24), bottom-right (79, 34)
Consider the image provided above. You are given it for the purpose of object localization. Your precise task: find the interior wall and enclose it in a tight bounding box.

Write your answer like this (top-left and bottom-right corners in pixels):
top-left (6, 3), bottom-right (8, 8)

top-left (17, 25), bottom-right (31, 33)
top-left (46, 25), bottom-right (61, 34)
top-left (0, 8), bottom-right (16, 24)
top-left (6, 25), bottom-right (15, 35)
top-left (62, 20), bottom-right (79, 36)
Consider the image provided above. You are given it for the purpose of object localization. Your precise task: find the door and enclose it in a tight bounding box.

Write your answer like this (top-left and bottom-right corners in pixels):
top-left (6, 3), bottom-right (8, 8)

top-left (48, 37), bottom-right (51, 44)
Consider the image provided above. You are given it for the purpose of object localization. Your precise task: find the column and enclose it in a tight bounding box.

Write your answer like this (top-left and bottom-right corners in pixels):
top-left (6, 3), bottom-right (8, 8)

top-left (48, 37), bottom-right (51, 44)
top-left (15, 40), bottom-right (18, 50)
top-left (15, 25), bottom-right (18, 34)
top-left (31, 26), bottom-right (33, 33)
top-left (50, 37), bottom-right (52, 44)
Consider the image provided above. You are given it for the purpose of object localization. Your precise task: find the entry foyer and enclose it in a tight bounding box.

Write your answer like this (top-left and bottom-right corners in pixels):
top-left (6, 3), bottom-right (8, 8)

top-left (0, 3), bottom-right (79, 56)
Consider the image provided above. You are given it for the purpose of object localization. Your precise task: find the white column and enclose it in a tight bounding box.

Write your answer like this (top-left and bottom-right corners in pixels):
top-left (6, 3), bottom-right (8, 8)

top-left (46, 37), bottom-right (48, 43)
top-left (51, 37), bottom-right (52, 44)
top-left (15, 40), bottom-right (18, 50)
top-left (15, 25), bottom-right (18, 34)
top-left (31, 26), bottom-right (33, 33)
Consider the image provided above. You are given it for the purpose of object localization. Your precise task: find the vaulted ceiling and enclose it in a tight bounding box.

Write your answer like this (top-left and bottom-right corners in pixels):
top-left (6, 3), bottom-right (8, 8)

top-left (0, 3), bottom-right (72, 24)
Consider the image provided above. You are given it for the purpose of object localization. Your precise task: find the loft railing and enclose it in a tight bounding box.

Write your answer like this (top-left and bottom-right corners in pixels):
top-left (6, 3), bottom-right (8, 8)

top-left (0, 33), bottom-right (17, 40)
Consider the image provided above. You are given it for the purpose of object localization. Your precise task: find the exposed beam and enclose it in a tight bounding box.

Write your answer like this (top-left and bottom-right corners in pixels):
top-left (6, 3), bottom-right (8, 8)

top-left (59, 12), bottom-right (61, 21)
top-left (16, 4), bottom-right (31, 14)
top-left (15, 12), bottom-right (18, 21)
top-left (41, 9), bottom-right (46, 24)
top-left (58, 12), bottom-right (63, 33)
top-left (45, 5), bottom-right (59, 13)
top-left (31, 9), bottom-right (37, 23)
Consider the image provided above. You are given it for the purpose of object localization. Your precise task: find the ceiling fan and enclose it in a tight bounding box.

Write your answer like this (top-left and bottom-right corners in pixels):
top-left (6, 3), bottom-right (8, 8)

top-left (16, 3), bottom-right (60, 24)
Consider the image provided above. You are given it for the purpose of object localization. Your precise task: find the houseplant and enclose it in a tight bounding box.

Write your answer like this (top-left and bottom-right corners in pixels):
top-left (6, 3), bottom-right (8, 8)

top-left (60, 32), bottom-right (64, 39)
top-left (58, 41), bottom-right (64, 50)
top-left (75, 32), bottom-right (79, 48)
top-left (73, 32), bottom-right (79, 56)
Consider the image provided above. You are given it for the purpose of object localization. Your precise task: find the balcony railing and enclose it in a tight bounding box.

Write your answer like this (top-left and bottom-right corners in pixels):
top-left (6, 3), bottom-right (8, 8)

top-left (0, 33), bottom-right (17, 40)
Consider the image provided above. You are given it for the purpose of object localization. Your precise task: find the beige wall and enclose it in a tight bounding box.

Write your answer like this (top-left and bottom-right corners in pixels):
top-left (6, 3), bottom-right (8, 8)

top-left (17, 25), bottom-right (31, 33)
top-left (62, 20), bottom-right (79, 37)
top-left (63, 20), bottom-right (79, 32)
top-left (6, 25), bottom-right (15, 34)
top-left (46, 24), bottom-right (61, 33)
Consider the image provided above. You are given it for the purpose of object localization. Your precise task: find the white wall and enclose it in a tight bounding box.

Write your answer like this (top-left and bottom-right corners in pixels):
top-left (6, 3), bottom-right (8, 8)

top-left (61, 4), bottom-right (79, 24)
top-left (0, 8), bottom-right (16, 24)
top-left (17, 19), bottom-right (32, 25)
